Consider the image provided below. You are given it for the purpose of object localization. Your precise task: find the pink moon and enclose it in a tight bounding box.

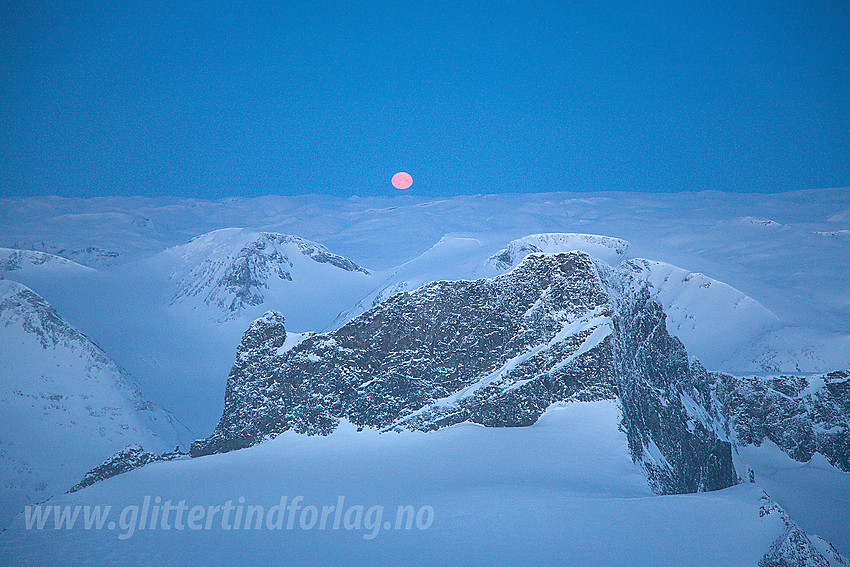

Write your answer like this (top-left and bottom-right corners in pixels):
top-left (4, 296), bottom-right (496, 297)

top-left (391, 171), bottom-right (413, 190)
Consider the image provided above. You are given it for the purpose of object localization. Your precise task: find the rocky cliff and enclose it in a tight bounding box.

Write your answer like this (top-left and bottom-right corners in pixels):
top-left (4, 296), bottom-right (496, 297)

top-left (192, 252), bottom-right (737, 494)
top-left (713, 370), bottom-right (850, 471)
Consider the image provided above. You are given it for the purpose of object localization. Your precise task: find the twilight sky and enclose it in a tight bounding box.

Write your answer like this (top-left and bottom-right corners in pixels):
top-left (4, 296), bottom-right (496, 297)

top-left (1, 0), bottom-right (848, 198)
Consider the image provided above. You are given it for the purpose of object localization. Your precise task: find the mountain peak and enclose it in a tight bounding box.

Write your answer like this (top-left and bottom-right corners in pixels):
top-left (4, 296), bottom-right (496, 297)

top-left (161, 229), bottom-right (371, 322)
top-left (0, 247), bottom-right (94, 279)
top-left (192, 250), bottom-right (737, 495)
top-left (0, 279), bottom-right (188, 526)
top-left (487, 233), bottom-right (630, 271)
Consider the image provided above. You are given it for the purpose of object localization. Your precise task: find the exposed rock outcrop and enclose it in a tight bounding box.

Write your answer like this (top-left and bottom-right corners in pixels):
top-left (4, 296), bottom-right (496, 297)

top-left (713, 370), bottom-right (850, 471)
top-left (69, 444), bottom-right (186, 493)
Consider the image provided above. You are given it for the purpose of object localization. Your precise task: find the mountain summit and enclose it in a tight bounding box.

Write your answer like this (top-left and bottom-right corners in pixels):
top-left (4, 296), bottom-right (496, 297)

top-left (146, 229), bottom-right (374, 331)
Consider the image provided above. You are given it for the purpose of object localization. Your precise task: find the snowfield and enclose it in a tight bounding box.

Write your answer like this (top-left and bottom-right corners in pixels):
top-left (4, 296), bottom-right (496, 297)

top-left (1, 402), bottom-right (834, 567)
top-left (735, 440), bottom-right (850, 558)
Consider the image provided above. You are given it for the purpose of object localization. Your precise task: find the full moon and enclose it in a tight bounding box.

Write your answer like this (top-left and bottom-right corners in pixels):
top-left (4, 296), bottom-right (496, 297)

top-left (391, 172), bottom-right (413, 190)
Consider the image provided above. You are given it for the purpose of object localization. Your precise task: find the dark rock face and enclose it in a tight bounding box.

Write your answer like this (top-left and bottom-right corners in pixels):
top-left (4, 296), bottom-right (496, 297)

top-left (69, 444), bottom-right (184, 493)
top-left (713, 370), bottom-right (850, 471)
top-left (192, 252), bottom-right (738, 495)
top-left (209, 311), bottom-right (290, 454)
top-left (605, 268), bottom-right (737, 493)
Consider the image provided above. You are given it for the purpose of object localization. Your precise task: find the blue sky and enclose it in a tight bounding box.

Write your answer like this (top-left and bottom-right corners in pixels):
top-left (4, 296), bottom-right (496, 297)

top-left (1, 0), bottom-right (848, 198)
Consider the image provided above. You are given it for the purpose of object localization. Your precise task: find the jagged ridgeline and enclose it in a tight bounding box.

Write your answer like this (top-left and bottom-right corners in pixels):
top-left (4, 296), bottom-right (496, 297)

top-left (192, 251), bottom-right (737, 494)
top-left (714, 369), bottom-right (850, 471)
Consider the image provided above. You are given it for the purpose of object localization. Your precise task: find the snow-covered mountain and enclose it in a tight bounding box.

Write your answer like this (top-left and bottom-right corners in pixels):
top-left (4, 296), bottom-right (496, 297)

top-left (622, 258), bottom-right (777, 367)
top-left (2, 190), bottom-right (848, 331)
top-left (2, 225), bottom-right (844, 439)
top-left (486, 236), bottom-right (850, 374)
top-left (334, 232), bottom-right (848, 375)
top-left (485, 232), bottom-right (631, 269)
top-left (43, 246), bottom-right (120, 268)
top-left (179, 250), bottom-right (850, 557)
top-left (154, 228), bottom-right (373, 328)
top-left (2, 243), bottom-right (122, 268)
top-left (0, 279), bottom-right (189, 528)
top-left (6, 231), bottom-right (842, 378)
top-left (2, 191), bottom-right (849, 565)
top-left (194, 252), bottom-right (740, 495)
top-left (3, 190), bottom-right (846, 326)
top-left (0, 231), bottom-right (379, 434)
top-left (2, 192), bottom-right (848, 434)
top-left (0, 248), bottom-right (94, 280)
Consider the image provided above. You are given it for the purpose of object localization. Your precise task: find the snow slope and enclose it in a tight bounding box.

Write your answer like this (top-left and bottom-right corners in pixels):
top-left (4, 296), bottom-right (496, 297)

top-left (727, 327), bottom-right (850, 374)
top-left (2, 401), bottom-right (838, 566)
top-left (735, 441), bottom-right (850, 558)
top-left (0, 248), bottom-right (94, 280)
top-left (0, 279), bottom-right (189, 528)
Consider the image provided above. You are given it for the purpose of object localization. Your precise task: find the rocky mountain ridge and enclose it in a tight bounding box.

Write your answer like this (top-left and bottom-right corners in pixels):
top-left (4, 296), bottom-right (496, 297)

top-left (714, 370), bottom-right (850, 472)
top-left (191, 251), bottom-right (738, 494)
